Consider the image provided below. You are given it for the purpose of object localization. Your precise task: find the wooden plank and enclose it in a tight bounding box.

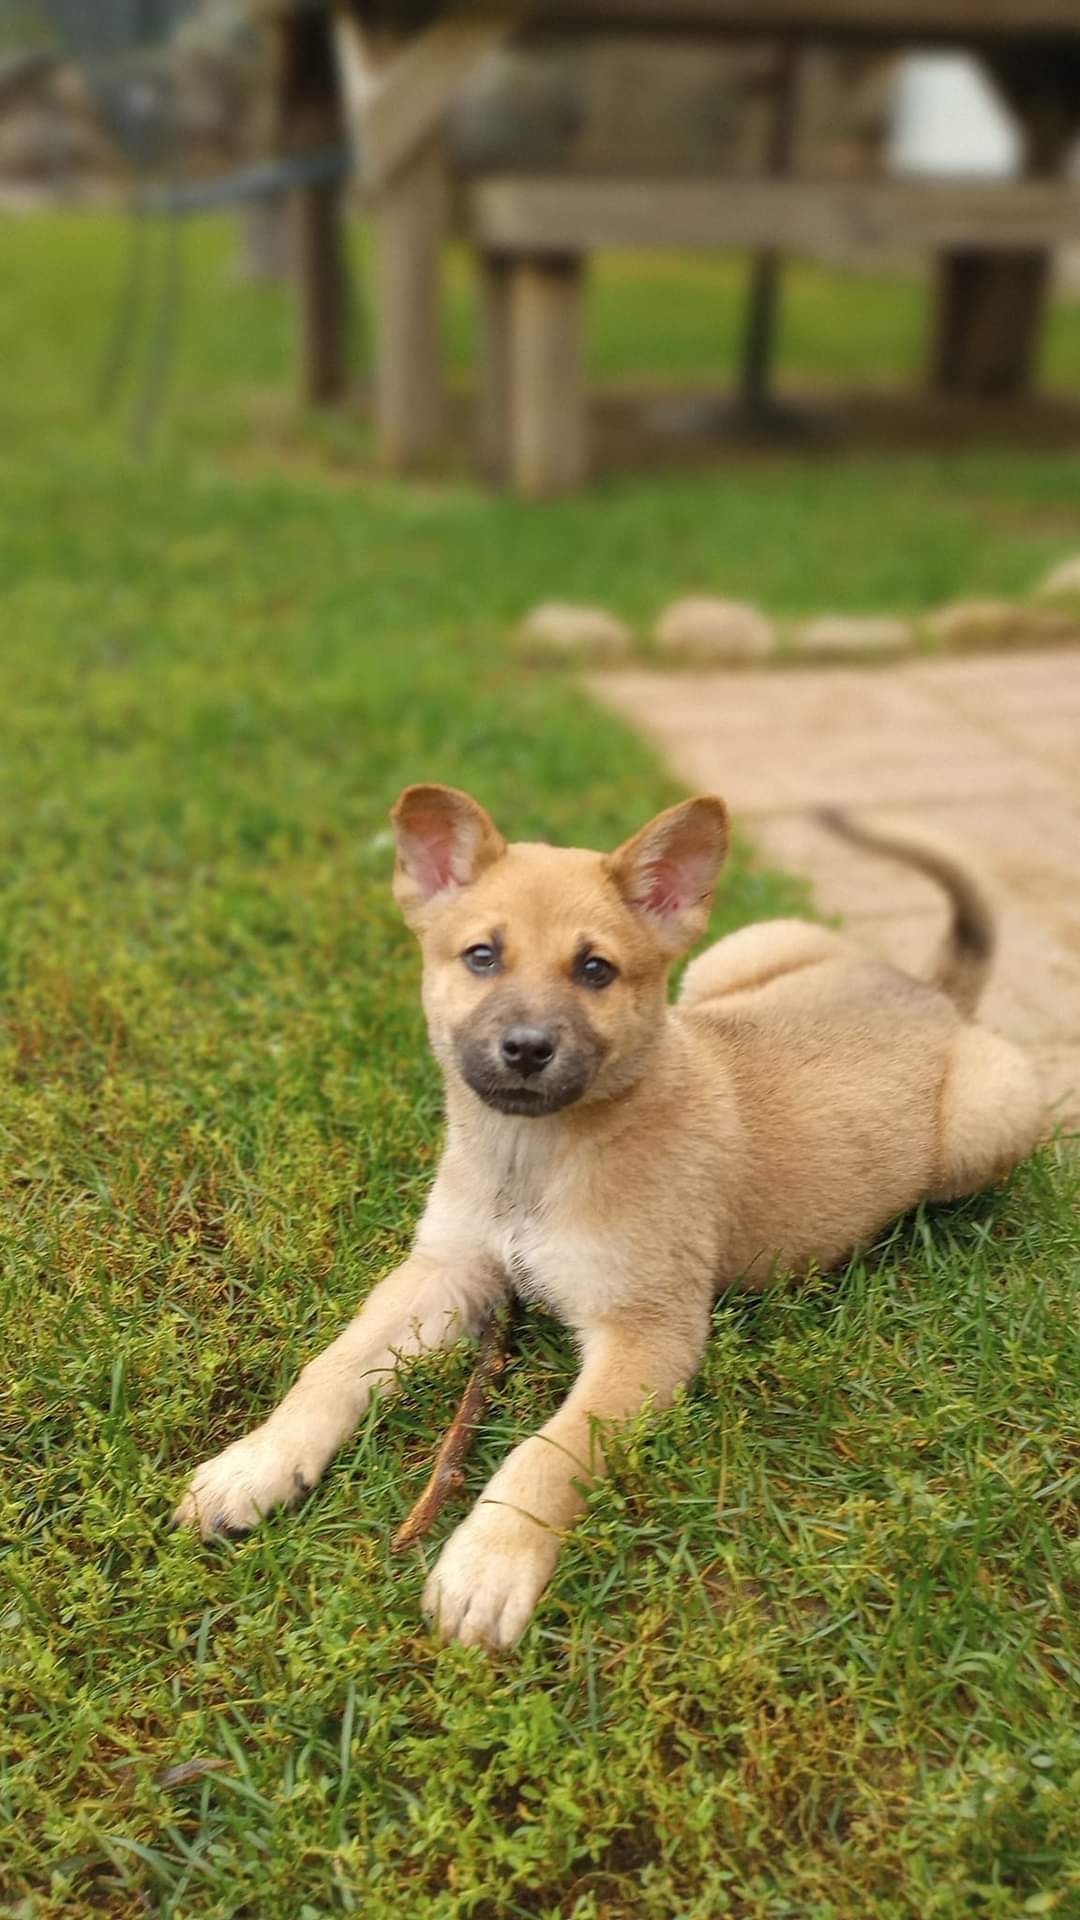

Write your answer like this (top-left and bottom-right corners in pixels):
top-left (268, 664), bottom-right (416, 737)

top-left (527, 0), bottom-right (1080, 35)
top-left (472, 176), bottom-right (1080, 257)
top-left (931, 250), bottom-right (1051, 398)
top-left (293, 176), bottom-right (348, 403)
top-left (271, 9), bottom-right (348, 406)
top-left (333, 15), bottom-right (454, 467)
top-left (371, 137), bottom-right (449, 467)
top-left (334, 8), bottom-right (518, 189)
top-left (508, 256), bottom-right (587, 496)
top-left (263, 2), bottom-right (1080, 38)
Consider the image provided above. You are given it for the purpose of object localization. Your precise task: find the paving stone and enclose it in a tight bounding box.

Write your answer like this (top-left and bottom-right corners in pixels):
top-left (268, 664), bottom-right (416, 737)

top-left (600, 665), bottom-right (932, 738)
top-left (973, 713), bottom-right (1080, 783)
top-left (517, 602), bottom-right (634, 662)
top-left (906, 646), bottom-right (1080, 718)
top-left (793, 614), bottom-right (914, 659)
top-left (602, 659), bottom-right (1035, 747)
top-left (593, 646), bottom-right (1080, 1138)
top-left (599, 665), bottom-right (1065, 813)
top-left (654, 596), bottom-right (774, 663)
top-left (877, 798), bottom-right (1080, 910)
top-left (640, 715), bottom-right (1056, 815)
top-left (752, 811), bottom-right (938, 917)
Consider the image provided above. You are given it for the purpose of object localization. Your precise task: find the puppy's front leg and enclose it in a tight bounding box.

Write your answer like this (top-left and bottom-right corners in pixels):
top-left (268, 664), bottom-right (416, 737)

top-left (175, 1251), bottom-right (501, 1539)
top-left (423, 1314), bottom-right (708, 1651)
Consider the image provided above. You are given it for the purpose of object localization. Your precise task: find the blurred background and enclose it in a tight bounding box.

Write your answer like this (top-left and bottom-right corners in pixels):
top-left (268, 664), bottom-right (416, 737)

top-left (6, 0), bottom-right (1080, 473)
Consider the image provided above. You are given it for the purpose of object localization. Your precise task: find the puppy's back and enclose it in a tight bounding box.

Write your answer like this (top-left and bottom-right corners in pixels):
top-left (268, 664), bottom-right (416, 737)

top-left (682, 955), bottom-right (957, 1280)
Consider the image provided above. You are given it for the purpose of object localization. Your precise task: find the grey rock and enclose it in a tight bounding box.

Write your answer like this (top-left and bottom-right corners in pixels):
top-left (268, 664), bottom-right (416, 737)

top-left (654, 596), bottom-right (774, 663)
top-left (795, 614), bottom-right (913, 657)
top-left (925, 599), bottom-right (1078, 651)
top-left (517, 602), bottom-right (635, 662)
top-left (1034, 556), bottom-right (1080, 603)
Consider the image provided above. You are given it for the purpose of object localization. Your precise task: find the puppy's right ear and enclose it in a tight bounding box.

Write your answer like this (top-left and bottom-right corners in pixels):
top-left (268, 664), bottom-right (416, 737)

top-left (390, 784), bottom-right (506, 926)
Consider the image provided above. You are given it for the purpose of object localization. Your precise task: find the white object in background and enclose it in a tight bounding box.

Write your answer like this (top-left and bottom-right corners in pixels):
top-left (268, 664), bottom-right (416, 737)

top-left (888, 53), bottom-right (1021, 178)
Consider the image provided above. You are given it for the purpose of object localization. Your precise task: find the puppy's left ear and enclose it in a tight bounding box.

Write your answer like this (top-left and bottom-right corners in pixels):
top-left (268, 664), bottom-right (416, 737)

top-left (391, 784), bottom-right (506, 926)
top-left (606, 795), bottom-right (728, 954)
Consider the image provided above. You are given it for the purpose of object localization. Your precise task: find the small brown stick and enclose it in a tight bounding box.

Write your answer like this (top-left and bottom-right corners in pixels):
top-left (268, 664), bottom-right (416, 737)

top-left (390, 1295), bottom-right (517, 1552)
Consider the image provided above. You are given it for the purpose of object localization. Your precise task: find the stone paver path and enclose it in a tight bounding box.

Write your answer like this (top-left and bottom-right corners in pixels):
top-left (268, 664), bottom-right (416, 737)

top-left (595, 645), bottom-right (1080, 1127)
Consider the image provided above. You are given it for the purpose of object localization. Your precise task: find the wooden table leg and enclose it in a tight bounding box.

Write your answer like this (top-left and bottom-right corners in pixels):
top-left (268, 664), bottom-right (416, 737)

top-left (475, 252), bottom-right (512, 484)
top-left (370, 135), bottom-right (449, 470)
top-left (930, 42), bottom-right (1080, 402)
top-left (294, 171), bottom-right (348, 406)
top-left (508, 254), bottom-right (586, 497)
top-left (271, 9), bottom-right (348, 408)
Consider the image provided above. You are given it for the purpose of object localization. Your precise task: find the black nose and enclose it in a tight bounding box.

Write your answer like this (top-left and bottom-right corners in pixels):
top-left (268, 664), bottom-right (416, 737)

top-left (500, 1025), bottom-right (557, 1078)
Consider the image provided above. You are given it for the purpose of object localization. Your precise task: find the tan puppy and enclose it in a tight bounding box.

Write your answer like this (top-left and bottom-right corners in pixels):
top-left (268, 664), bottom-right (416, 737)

top-left (175, 786), bottom-right (1044, 1648)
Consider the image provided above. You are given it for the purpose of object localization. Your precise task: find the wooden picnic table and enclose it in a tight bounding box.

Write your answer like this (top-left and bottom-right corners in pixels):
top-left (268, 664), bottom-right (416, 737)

top-left (264, 0), bottom-right (1080, 492)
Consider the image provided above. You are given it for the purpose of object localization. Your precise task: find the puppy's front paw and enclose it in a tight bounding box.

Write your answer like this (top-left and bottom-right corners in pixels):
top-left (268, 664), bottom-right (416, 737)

top-left (422, 1503), bottom-right (562, 1650)
top-left (173, 1425), bottom-right (316, 1539)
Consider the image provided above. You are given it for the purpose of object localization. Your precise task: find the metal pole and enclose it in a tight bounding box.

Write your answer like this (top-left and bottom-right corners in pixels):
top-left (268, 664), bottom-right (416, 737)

top-left (738, 40), bottom-right (801, 422)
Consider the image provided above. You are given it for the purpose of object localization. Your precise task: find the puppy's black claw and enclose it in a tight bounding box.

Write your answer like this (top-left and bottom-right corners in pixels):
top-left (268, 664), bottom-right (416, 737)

top-left (292, 1470), bottom-right (311, 1498)
top-left (212, 1515), bottom-right (250, 1540)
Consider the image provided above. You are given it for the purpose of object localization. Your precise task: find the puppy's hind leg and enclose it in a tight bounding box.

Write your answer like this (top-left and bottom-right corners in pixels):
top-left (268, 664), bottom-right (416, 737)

top-left (680, 919), bottom-right (846, 1007)
top-left (930, 1027), bottom-right (1045, 1203)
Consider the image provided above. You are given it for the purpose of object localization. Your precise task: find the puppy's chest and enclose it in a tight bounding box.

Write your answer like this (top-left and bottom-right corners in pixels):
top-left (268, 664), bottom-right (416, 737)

top-left (485, 1167), bottom-right (634, 1325)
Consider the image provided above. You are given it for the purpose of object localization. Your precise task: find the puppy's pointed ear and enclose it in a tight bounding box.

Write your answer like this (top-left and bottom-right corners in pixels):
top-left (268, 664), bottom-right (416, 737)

top-left (606, 796), bottom-right (728, 954)
top-left (391, 784), bottom-right (506, 926)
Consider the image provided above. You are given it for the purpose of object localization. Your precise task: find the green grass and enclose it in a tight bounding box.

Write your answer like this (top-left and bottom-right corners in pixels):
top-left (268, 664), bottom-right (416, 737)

top-left (2, 213), bottom-right (1079, 1920)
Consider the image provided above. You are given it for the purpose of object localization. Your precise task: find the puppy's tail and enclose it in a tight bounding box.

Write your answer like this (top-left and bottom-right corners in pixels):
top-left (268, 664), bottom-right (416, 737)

top-left (816, 808), bottom-right (996, 1017)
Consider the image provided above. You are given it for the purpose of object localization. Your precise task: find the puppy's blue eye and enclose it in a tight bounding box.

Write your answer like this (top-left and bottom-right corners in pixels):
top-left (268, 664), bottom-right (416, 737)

top-left (463, 943), bottom-right (500, 976)
top-left (579, 954), bottom-right (617, 990)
